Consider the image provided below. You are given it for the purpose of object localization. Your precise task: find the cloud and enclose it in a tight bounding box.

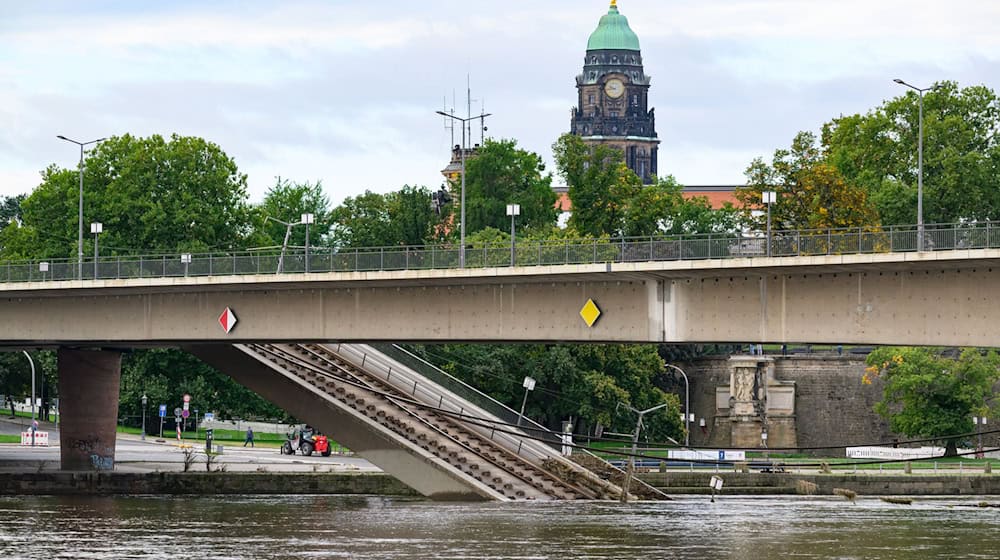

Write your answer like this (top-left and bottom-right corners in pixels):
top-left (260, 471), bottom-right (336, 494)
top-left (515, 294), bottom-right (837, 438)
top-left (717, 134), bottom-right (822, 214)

top-left (2, 0), bottom-right (999, 206)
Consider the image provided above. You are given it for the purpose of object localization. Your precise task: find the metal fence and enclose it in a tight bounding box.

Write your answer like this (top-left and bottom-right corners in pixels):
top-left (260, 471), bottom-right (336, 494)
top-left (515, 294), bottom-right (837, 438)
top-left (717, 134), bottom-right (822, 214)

top-left (4, 222), bottom-right (1000, 283)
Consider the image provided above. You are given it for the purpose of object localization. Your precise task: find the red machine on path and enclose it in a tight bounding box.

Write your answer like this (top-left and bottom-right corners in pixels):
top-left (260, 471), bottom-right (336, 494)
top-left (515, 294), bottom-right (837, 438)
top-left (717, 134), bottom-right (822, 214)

top-left (280, 425), bottom-right (332, 457)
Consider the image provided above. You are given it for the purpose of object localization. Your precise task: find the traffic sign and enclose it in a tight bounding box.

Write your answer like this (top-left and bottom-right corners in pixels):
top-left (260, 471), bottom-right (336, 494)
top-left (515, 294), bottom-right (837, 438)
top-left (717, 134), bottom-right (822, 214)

top-left (174, 407), bottom-right (182, 417)
top-left (181, 409), bottom-right (190, 419)
top-left (158, 405), bottom-right (167, 418)
top-left (219, 307), bottom-right (238, 333)
top-left (183, 394), bottom-right (191, 403)
top-left (203, 412), bottom-right (215, 422)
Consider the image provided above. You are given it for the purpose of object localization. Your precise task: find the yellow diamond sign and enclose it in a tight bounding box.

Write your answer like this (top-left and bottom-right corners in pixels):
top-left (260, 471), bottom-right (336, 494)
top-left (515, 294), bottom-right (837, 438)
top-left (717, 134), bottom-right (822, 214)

top-left (580, 299), bottom-right (601, 327)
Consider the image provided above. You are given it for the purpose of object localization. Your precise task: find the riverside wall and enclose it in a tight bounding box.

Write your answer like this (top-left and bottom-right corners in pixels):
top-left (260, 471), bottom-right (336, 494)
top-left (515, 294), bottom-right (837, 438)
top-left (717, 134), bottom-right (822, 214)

top-left (0, 472), bottom-right (420, 497)
top-left (3, 471), bottom-right (999, 497)
top-left (640, 471), bottom-right (1000, 496)
top-left (679, 354), bottom-right (893, 453)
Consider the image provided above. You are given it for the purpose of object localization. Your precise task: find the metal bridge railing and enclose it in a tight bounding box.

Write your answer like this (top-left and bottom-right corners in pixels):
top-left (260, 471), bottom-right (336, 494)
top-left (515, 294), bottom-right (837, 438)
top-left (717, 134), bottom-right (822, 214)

top-left (4, 221), bottom-right (998, 284)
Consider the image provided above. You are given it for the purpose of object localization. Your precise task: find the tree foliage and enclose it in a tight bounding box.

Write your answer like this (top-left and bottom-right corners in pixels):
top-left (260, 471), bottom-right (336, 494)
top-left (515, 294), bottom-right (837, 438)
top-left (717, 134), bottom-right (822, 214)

top-left (408, 343), bottom-right (684, 442)
top-left (865, 347), bottom-right (998, 455)
top-left (553, 133), bottom-right (641, 237)
top-left (737, 131), bottom-right (879, 231)
top-left (3, 134), bottom-right (254, 260)
top-left (554, 134), bottom-right (739, 237)
top-left (253, 177), bottom-right (331, 249)
top-left (330, 186), bottom-right (441, 248)
top-left (823, 81), bottom-right (1000, 225)
top-left (461, 139), bottom-right (557, 234)
top-left (118, 349), bottom-right (288, 428)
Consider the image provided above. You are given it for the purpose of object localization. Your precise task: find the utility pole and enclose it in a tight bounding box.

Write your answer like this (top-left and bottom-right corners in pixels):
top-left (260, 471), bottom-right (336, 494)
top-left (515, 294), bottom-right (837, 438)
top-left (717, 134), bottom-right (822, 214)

top-left (617, 401), bottom-right (671, 502)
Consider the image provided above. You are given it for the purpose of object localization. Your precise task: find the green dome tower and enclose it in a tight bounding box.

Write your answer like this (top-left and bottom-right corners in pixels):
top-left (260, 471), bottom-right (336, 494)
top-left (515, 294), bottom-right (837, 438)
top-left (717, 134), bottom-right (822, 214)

top-left (570, 0), bottom-right (658, 183)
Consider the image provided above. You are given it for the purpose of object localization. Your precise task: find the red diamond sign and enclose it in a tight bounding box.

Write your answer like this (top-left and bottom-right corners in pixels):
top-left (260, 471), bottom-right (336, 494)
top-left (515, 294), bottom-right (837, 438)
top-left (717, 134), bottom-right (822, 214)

top-left (218, 307), bottom-right (238, 334)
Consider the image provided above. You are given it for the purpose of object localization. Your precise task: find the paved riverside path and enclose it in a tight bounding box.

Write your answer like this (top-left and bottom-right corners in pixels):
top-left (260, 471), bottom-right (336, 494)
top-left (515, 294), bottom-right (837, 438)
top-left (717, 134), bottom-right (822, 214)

top-left (0, 417), bottom-right (378, 473)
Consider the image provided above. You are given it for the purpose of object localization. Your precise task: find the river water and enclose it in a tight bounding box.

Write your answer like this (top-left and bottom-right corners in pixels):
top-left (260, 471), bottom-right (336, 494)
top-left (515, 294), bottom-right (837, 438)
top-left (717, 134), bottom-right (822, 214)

top-left (0, 495), bottom-right (997, 559)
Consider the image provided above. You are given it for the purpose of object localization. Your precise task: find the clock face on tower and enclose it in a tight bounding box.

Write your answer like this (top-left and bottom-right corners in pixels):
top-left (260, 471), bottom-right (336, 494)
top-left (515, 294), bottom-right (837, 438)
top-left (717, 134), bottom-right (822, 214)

top-left (604, 78), bottom-right (624, 99)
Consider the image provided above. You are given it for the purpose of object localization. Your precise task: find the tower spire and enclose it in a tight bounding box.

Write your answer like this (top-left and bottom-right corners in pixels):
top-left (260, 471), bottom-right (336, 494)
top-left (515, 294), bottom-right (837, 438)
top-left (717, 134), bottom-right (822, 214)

top-left (610, 0), bottom-right (617, 9)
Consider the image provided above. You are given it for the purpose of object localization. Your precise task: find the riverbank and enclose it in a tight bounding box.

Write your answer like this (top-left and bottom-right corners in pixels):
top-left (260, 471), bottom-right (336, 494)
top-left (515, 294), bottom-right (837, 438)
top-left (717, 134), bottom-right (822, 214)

top-left (641, 471), bottom-right (1000, 496)
top-left (0, 471), bottom-right (420, 496)
top-left (3, 470), bottom-right (1000, 497)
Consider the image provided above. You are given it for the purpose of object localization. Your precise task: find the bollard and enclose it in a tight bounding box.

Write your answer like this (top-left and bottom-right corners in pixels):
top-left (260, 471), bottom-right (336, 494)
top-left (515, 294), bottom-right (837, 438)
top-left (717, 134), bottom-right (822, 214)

top-left (904, 462), bottom-right (912, 474)
top-left (985, 462), bottom-right (992, 474)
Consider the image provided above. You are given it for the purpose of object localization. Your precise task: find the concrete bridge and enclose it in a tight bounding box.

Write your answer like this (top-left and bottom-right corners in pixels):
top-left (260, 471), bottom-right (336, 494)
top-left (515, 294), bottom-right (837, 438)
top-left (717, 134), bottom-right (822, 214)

top-left (5, 238), bottom-right (1000, 494)
top-left (2, 249), bottom-right (999, 347)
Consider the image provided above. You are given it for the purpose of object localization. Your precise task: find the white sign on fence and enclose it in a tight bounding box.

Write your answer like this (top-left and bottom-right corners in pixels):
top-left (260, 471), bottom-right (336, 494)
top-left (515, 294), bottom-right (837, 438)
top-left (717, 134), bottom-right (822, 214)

top-left (668, 449), bottom-right (746, 461)
top-left (20, 431), bottom-right (49, 446)
top-left (845, 446), bottom-right (973, 460)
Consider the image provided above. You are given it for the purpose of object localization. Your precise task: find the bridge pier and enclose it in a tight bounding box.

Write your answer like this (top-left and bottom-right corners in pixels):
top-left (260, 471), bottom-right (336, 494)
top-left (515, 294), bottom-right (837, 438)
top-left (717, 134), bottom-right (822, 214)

top-left (57, 348), bottom-right (122, 471)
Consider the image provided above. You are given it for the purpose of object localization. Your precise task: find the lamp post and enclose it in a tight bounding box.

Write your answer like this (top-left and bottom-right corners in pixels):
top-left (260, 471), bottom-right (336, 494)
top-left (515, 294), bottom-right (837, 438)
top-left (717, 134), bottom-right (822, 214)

top-left (301, 213), bottom-right (315, 273)
top-left (893, 79), bottom-right (939, 252)
top-left (436, 110), bottom-right (491, 268)
top-left (90, 222), bottom-right (103, 279)
top-left (517, 376), bottom-right (536, 426)
top-left (265, 216), bottom-right (308, 273)
top-left (762, 191), bottom-right (776, 257)
top-left (617, 401), bottom-right (671, 502)
top-left (506, 204), bottom-right (520, 266)
top-left (141, 394), bottom-right (148, 441)
top-left (664, 364), bottom-right (691, 447)
top-left (22, 351), bottom-right (36, 422)
top-left (57, 135), bottom-right (106, 280)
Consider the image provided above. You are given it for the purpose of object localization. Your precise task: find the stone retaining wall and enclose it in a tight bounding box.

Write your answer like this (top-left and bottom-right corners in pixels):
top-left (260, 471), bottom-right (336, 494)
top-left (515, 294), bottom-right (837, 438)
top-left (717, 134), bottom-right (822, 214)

top-left (0, 472), bottom-right (421, 497)
top-left (679, 355), bottom-right (893, 453)
top-left (640, 471), bottom-right (1000, 496)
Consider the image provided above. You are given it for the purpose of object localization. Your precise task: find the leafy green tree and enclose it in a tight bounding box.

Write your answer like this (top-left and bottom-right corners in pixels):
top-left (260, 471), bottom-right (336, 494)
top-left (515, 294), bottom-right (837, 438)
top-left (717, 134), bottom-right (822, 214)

top-left (330, 186), bottom-right (440, 248)
top-left (553, 133), bottom-right (642, 237)
top-left (0, 194), bottom-right (24, 229)
top-left (118, 349), bottom-right (288, 429)
top-left (865, 347), bottom-right (999, 455)
top-left (625, 175), bottom-right (740, 237)
top-left (5, 134), bottom-right (254, 259)
top-left (823, 81), bottom-right (1000, 225)
top-left (554, 134), bottom-right (737, 238)
top-left (461, 139), bottom-right (557, 234)
top-left (387, 186), bottom-right (441, 245)
top-left (0, 167), bottom-right (78, 259)
top-left (737, 131), bottom-right (879, 231)
top-left (254, 177), bottom-right (331, 249)
top-left (409, 342), bottom-right (683, 442)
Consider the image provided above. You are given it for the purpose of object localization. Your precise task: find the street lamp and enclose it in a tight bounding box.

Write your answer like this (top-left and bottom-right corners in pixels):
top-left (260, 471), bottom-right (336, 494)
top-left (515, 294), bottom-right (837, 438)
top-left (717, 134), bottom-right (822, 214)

top-left (436, 110), bottom-right (491, 268)
top-left (301, 213), bottom-right (315, 273)
top-left (893, 79), bottom-right (940, 252)
top-left (141, 394), bottom-right (148, 441)
top-left (617, 401), bottom-right (671, 502)
top-left (506, 204), bottom-right (520, 266)
top-left (973, 416), bottom-right (987, 458)
top-left (762, 191), bottom-right (776, 257)
top-left (57, 135), bottom-right (106, 280)
top-left (664, 364), bottom-right (691, 447)
top-left (90, 222), bottom-right (103, 279)
top-left (265, 215), bottom-right (310, 274)
top-left (517, 376), bottom-right (536, 426)
top-left (22, 351), bottom-right (36, 422)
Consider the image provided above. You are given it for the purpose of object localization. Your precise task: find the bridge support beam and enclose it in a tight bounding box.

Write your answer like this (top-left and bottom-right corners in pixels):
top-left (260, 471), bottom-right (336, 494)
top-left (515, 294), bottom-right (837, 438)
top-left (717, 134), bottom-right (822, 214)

top-left (57, 348), bottom-right (122, 471)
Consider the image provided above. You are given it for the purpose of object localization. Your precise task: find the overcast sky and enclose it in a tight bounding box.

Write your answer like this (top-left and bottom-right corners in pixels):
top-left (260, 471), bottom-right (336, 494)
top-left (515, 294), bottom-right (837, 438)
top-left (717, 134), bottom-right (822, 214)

top-left (2, 0), bottom-right (998, 205)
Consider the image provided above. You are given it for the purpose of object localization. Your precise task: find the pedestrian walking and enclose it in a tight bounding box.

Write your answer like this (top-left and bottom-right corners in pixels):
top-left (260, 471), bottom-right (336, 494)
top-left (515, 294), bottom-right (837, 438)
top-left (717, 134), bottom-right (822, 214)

top-left (244, 427), bottom-right (254, 447)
